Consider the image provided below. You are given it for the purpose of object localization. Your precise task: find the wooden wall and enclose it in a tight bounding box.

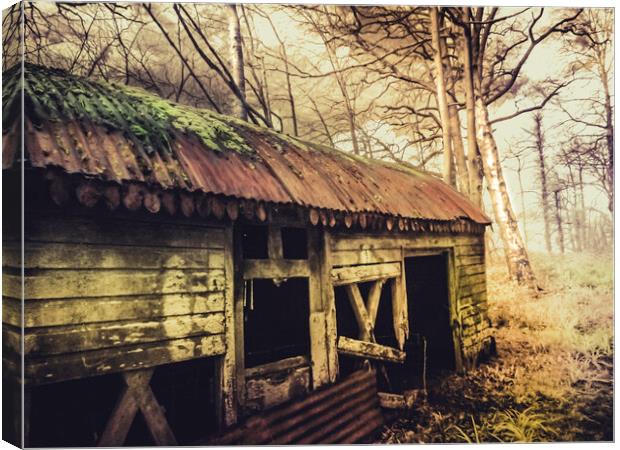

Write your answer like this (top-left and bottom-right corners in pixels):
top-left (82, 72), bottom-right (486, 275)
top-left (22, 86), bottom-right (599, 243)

top-left (2, 210), bottom-right (231, 386)
top-left (328, 231), bottom-right (491, 371)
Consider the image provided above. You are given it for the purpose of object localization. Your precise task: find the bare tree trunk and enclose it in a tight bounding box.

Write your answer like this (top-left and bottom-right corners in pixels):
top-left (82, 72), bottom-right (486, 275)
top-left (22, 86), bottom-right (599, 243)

top-left (430, 7), bottom-right (454, 187)
top-left (475, 98), bottom-right (537, 287)
top-left (448, 104), bottom-right (469, 196)
top-left (227, 4), bottom-right (247, 121)
top-left (534, 113), bottom-right (553, 253)
top-left (282, 48), bottom-right (299, 137)
top-left (599, 58), bottom-right (614, 212)
top-left (460, 10), bottom-right (483, 206)
top-left (553, 189), bottom-right (565, 254)
top-left (259, 56), bottom-right (273, 127)
top-left (516, 162), bottom-right (528, 247)
top-left (578, 166), bottom-right (587, 251)
top-left (309, 97), bottom-right (335, 148)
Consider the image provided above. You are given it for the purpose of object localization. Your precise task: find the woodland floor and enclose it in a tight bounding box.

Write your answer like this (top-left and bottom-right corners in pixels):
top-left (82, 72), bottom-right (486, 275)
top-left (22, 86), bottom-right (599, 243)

top-left (379, 252), bottom-right (613, 443)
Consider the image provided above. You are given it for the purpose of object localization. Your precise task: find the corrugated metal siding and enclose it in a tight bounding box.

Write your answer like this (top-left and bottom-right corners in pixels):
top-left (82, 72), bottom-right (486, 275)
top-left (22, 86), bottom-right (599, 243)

top-left (6, 99), bottom-right (490, 225)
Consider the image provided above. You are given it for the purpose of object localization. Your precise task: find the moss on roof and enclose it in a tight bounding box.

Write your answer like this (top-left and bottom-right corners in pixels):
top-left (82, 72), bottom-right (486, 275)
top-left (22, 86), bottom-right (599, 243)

top-left (2, 63), bottom-right (434, 183)
top-left (3, 63), bottom-right (253, 158)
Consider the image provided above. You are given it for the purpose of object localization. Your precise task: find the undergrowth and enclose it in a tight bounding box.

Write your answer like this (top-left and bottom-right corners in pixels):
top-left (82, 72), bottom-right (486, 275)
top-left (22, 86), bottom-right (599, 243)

top-left (380, 251), bottom-right (613, 443)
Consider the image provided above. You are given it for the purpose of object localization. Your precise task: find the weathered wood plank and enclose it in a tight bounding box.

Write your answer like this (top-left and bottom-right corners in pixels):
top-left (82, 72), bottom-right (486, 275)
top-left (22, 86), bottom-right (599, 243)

top-left (461, 273), bottom-right (486, 285)
top-left (20, 313), bottom-right (225, 356)
top-left (331, 234), bottom-right (480, 253)
top-left (6, 269), bottom-right (225, 299)
top-left (330, 248), bottom-right (402, 267)
top-left (24, 334), bottom-right (226, 385)
top-left (331, 262), bottom-right (401, 286)
top-left (337, 336), bottom-right (405, 364)
top-left (457, 244), bottom-right (485, 257)
top-left (24, 215), bottom-right (225, 249)
top-left (460, 282), bottom-right (486, 298)
top-left (344, 284), bottom-right (374, 341)
top-left (3, 292), bottom-right (225, 328)
top-left (4, 242), bottom-right (225, 270)
top-left (377, 392), bottom-right (407, 410)
top-left (243, 259), bottom-right (310, 280)
top-left (366, 279), bottom-right (385, 325)
top-left (244, 366), bottom-right (311, 414)
top-left (458, 264), bottom-right (485, 277)
top-left (457, 255), bottom-right (484, 267)
top-left (245, 356), bottom-right (310, 379)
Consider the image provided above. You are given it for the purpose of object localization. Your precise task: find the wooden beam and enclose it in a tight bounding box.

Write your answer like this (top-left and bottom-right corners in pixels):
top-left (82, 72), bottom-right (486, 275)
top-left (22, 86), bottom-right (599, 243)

top-left (98, 383), bottom-right (140, 446)
top-left (366, 279), bottom-right (385, 326)
top-left (377, 392), bottom-right (407, 410)
top-left (245, 355), bottom-right (310, 378)
top-left (337, 336), bottom-right (405, 364)
top-left (267, 227), bottom-right (283, 259)
top-left (243, 259), bottom-right (310, 280)
top-left (344, 284), bottom-right (374, 342)
top-left (98, 369), bottom-right (177, 447)
top-left (331, 262), bottom-right (401, 286)
top-left (124, 370), bottom-right (178, 445)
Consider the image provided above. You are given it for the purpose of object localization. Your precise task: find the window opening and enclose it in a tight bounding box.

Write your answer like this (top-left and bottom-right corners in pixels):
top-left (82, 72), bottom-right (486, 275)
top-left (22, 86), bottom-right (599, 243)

top-left (244, 278), bottom-right (310, 368)
top-left (240, 224), bottom-right (269, 259)
top-left (281, 227), bottom-right (308, 259)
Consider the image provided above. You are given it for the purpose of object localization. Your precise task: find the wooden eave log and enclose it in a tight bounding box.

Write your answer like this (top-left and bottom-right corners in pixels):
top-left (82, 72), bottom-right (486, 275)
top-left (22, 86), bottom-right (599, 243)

top-left (46, 171), bottom-right (487, 234)
top-left (337, 336), bottom-right (405, 364)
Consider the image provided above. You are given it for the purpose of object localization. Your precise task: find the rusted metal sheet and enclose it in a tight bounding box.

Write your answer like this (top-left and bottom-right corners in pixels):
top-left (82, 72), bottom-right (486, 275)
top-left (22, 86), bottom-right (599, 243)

top-left (8, 106), bottom-right (490, 226)
top-left (203, 368), bottom-right (383, 445)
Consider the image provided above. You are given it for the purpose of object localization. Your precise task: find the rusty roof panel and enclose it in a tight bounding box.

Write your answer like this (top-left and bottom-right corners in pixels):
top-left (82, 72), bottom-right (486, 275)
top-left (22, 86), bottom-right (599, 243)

top-left (16, 116), bottom-right (491, 224)
top-left (5, 65), bottom-right (491, 225)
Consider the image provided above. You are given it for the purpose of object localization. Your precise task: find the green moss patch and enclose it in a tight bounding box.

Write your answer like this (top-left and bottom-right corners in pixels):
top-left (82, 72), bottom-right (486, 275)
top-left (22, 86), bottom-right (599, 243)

top-left (3, 63), bottom-right (253, 158)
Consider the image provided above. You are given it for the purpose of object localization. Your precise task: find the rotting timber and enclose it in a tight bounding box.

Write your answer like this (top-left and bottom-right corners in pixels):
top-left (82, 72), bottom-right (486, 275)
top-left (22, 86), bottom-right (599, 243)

top-left (3, 64), bottom-right (494, 447)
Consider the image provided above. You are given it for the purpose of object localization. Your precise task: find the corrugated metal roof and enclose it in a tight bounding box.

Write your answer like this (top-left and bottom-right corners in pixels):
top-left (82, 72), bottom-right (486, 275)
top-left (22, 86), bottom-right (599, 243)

top-left (2, 65), bottom-right (490, 225)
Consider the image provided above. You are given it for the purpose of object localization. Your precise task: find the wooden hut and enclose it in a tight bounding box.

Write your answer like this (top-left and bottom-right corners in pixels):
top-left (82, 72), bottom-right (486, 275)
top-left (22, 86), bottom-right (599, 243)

top-left (2, 64), bottom-right (494, 446)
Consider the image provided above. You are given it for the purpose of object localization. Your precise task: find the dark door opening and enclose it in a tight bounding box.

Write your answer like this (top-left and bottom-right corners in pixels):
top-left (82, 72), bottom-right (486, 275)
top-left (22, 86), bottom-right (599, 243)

top-left (405, 253), bottom-right (456, 378)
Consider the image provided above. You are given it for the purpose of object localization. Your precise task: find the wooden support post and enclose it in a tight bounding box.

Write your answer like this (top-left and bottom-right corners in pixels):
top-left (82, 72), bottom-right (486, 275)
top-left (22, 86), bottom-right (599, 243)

top-left (447, 249), bottom-right (464, 373)
top-left (218, 227), bottom-right (238, 427)
top-left (307, 227), bottom-right (330, 388)
top-left (232, 228), bottom-right (247, 414)
top-left (98, 369), bottom-right (177, 447)
top-left (320, 231), bottom-right (339, 383)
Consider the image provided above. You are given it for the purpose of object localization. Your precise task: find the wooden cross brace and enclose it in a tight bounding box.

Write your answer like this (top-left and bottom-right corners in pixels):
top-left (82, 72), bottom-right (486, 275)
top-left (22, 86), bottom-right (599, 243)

top-left (98, 368), bottom-right (178, 447)
top-left (343, 275), bottom-right (408, 350)
top-left (344, 278), bottom-right (386, 343)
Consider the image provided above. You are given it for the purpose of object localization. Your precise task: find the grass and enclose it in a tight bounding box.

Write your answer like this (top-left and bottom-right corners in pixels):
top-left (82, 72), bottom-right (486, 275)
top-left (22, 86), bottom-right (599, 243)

top-left (380, 251), bottom-right (613, 443)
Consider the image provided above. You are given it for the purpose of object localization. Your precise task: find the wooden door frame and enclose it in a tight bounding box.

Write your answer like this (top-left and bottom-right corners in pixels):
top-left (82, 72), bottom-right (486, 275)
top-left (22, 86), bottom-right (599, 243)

top-left (402, 247), bottom-right (464, 373)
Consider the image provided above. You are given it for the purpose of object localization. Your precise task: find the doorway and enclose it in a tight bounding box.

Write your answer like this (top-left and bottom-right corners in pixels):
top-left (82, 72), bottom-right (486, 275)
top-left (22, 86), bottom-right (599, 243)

top-left (404, 253), bottom-right (456, 377)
